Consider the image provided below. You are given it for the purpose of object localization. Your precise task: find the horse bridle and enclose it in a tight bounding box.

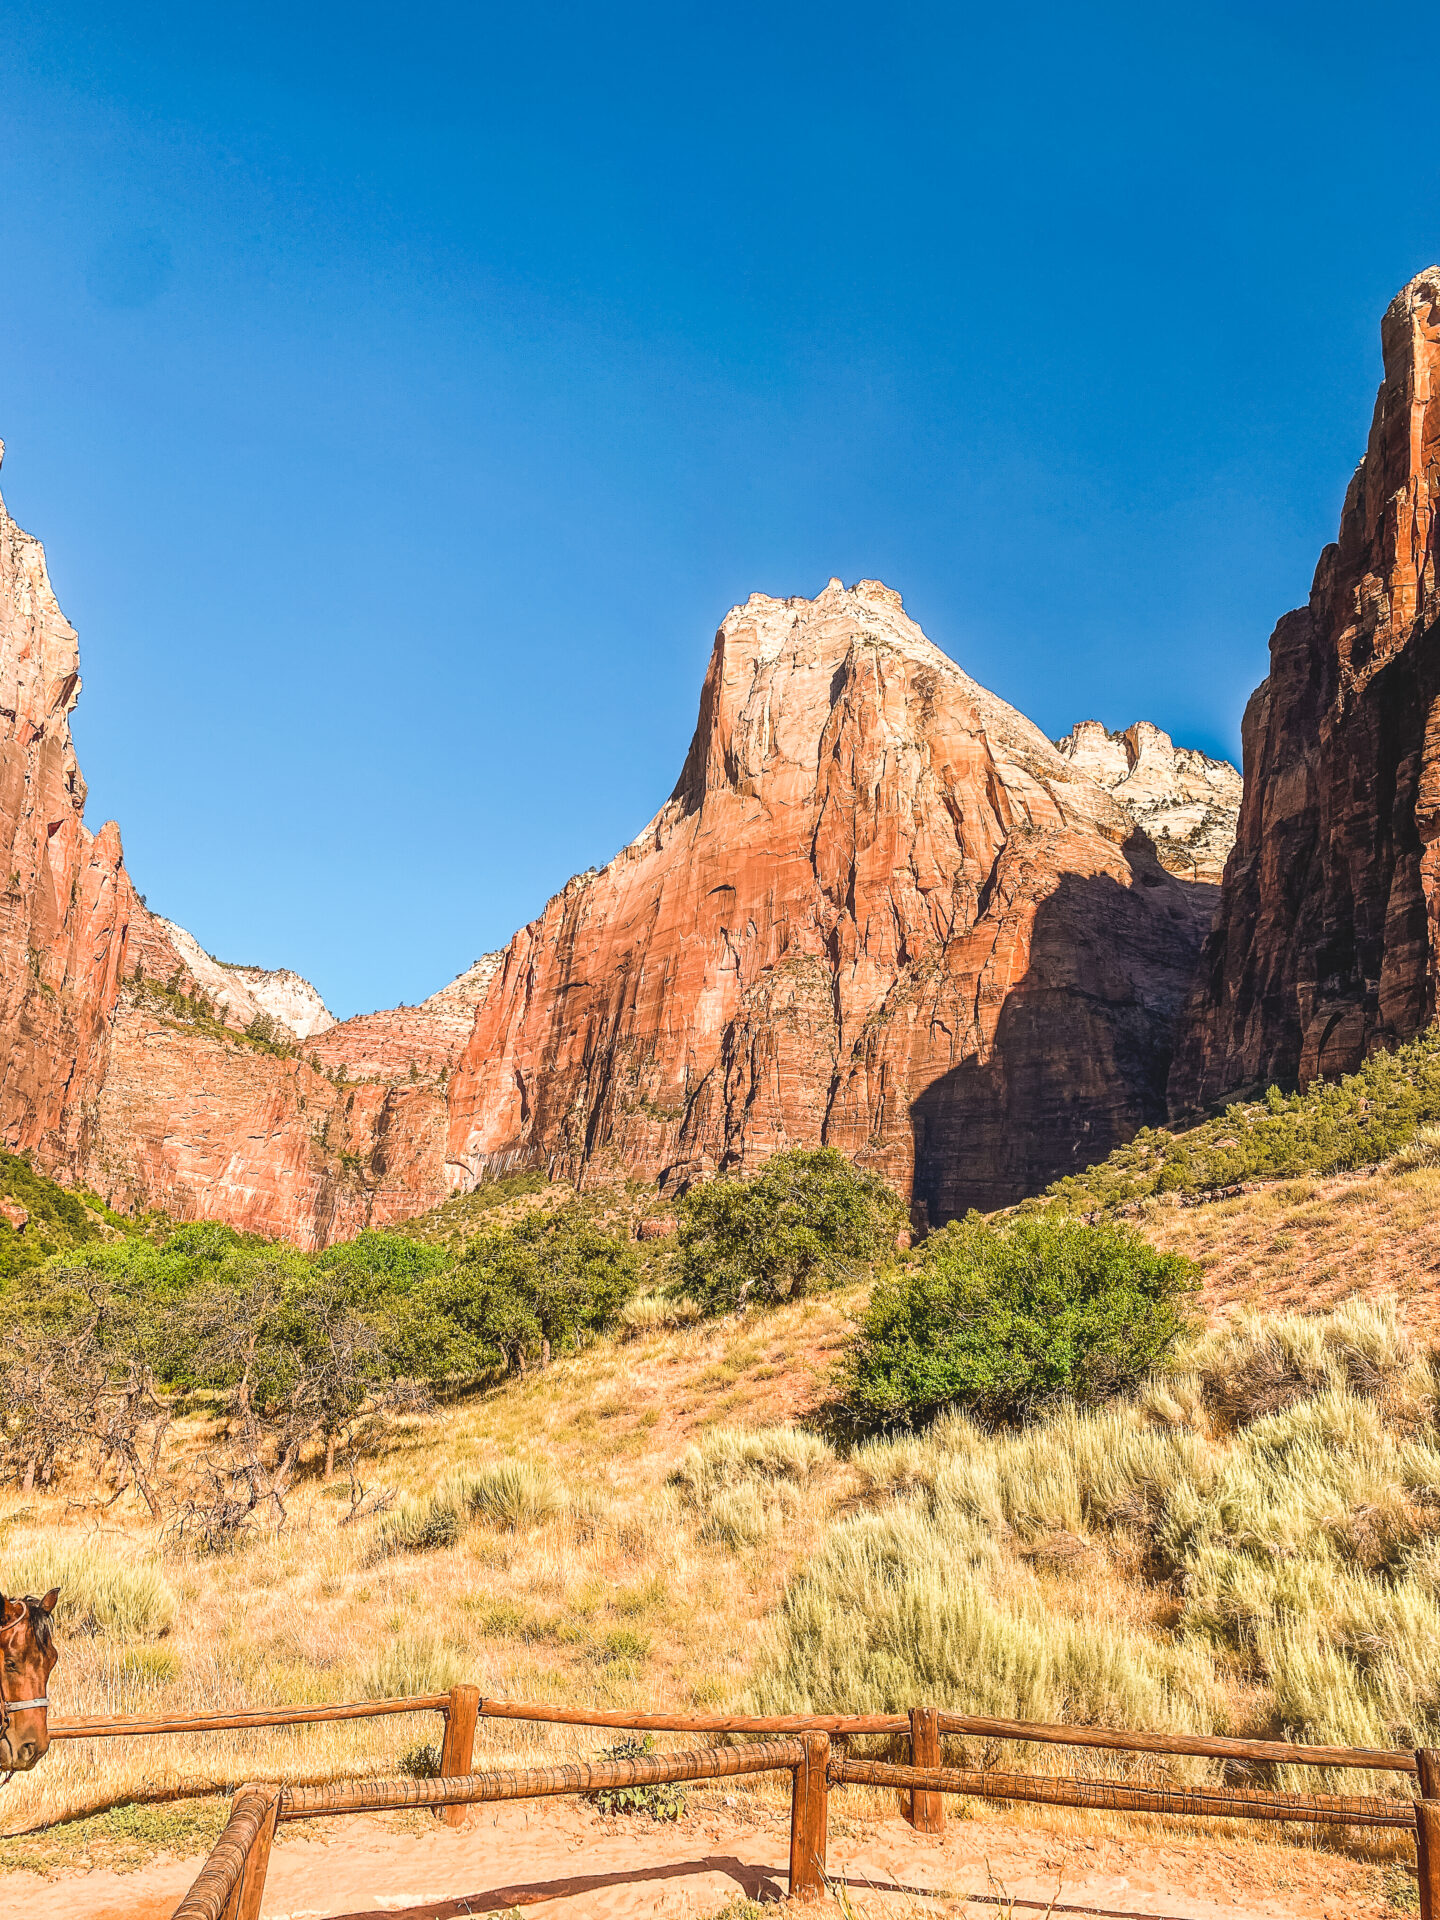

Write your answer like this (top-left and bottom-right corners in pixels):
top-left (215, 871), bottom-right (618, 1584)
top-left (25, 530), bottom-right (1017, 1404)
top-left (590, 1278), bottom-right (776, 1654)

top-left (0, 1625), bottom-right (49, 1787)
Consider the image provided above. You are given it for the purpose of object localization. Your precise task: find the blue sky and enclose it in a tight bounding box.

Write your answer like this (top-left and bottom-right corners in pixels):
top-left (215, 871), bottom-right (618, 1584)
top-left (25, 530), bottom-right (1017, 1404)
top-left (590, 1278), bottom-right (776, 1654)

top-left (1, 2), bottom-right (1437, 1018)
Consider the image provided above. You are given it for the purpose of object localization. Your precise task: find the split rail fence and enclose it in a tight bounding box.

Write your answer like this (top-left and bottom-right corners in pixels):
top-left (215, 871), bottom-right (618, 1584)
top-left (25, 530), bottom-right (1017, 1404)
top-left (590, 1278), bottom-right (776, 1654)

top-left (44, 1689), bottom-right (1440, 1917)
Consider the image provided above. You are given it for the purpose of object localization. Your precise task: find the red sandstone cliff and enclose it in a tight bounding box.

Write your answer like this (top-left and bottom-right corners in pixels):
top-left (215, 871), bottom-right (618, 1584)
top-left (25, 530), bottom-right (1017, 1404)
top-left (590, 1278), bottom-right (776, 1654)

top-left (0, 440), bottom-right (136, 1175)
top-left (1169, 267), bottom-right (1440, 1112)
top-left (0, 448), bottom-right (454, 1245)
top-left (308, 955), bottom-right (500, 1082)
top-left (448, 579), bottom-right (1212, 1219)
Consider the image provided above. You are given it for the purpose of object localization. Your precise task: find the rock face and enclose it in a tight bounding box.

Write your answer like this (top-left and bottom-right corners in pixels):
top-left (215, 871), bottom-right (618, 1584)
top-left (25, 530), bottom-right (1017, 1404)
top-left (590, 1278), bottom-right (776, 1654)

top-left (0, 440), bottom-right (137, 1176)
top-left (1055, 721), bottom-right (1241, 883)
top-left (224, 964), bottom-right (334, 1039)
top-left (140, 916), bottom-right (335, 1039)
top-left (448, 579), bottom-right (1212, 1218)
top-left (1170, 267), bottom-right (1440, 1113)
top-left (308, 955), bottom-right (501, 1082)
top-left (0, 448), bottom-right (454, 1245)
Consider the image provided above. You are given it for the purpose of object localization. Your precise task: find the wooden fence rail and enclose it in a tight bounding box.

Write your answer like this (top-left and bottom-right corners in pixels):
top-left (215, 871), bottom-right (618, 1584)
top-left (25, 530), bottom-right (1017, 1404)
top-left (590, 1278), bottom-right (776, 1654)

top-left (171, 1741), bottom-right (816, 1920)
top-left (39, 1686), bottom-right (1440, 1917)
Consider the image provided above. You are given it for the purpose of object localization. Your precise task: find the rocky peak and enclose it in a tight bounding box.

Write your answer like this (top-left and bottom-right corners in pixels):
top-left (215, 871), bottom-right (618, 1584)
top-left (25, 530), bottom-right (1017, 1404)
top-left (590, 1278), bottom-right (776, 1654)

top-left (1170, 268), bottom-right (1440, 1110)
top-left (1317, 265), bottom-right (1440, 691)
top-left (1055, 719), bottom-right (1241, 883)
top-left (449, 577), bottom-right (1209, 1216)
top-left (223, 965), bottom-right (335, 1039)
top-left (668, 577), bottom-right (1127, 840)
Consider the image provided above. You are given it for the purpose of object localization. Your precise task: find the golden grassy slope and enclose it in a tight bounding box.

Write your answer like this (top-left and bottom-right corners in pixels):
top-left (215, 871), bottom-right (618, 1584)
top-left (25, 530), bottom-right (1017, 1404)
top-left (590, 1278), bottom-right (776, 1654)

top-left (1136, 1165), bottom-right (1440, 1336)
top-left (10, 1165), bottom-right (1440, 1912)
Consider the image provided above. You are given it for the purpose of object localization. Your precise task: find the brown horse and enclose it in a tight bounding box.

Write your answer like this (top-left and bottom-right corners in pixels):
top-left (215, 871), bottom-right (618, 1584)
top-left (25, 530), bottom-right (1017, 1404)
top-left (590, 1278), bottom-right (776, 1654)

top-left (0, 1587), bottom-right (58, 1775)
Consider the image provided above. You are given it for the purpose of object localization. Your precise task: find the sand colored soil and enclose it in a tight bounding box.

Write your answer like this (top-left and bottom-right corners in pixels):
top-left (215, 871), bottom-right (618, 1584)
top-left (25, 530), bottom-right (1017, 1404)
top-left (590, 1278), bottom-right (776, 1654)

top-left (0, 1796), bottom-right (1407, 1920)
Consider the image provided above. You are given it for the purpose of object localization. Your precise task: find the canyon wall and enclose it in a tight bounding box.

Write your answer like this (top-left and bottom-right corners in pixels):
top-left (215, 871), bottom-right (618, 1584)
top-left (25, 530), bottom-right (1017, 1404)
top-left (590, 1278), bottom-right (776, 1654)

top-left (0, 440), bottom-right (137, 1178)
top-left (1170, 266), bottom-right (1440, 1113)
top-left (448, 579), bottom-right (1214, 1219)
top-left (1, 437), bottom-right (1237, 1238)
top-left (0, 448), bottom-right (456, 1245)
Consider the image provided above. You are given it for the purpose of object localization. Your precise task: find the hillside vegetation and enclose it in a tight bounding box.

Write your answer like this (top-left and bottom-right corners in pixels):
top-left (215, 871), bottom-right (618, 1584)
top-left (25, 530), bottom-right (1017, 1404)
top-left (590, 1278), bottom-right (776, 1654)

top-left (0, 1152), bottom-right (136, 1284)
top-left (9, 1053), bottom-right (1440, 1919)
top-left (1045, 1028), bottom-right (1440, 1212)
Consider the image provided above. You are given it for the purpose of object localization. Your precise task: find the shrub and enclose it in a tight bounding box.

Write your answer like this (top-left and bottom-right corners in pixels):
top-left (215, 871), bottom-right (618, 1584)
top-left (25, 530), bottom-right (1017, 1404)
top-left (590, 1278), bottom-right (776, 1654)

top-left (837, 1213), bottom-right (1198, 1429)
top-left (675, 1149), bottom-right (905, 1314)
top-left (375, 1493), bottom-right (464, 1557)
top-left (1046, 1026), bottom-right (1440, 1212)
top-left (357, 1630), bottom-right (462, 1698)
top-left (1, 1543), bottom-right (177, 1638)
top-left (1184, 1296), bottom-right (1433, 1433)
top-left (399, 1739), bottom-right (443, 1778)
top-left (751, 1504), bottom-right (1223, 1743)
top-left (586, 1734), bottom-right (687, 1820)
top-left (618, 1293), bottom-right (702, 1338)
top-left (451, 1459), bottom-right (562, 1530)
top-left (669, 1425), bottom-right (831, 1506)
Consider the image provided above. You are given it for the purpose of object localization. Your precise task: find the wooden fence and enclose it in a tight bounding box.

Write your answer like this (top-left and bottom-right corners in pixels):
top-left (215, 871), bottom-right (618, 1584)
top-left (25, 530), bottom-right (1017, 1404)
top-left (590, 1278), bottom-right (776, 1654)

top-left (44, 1690), bottom-right (1440, 1916)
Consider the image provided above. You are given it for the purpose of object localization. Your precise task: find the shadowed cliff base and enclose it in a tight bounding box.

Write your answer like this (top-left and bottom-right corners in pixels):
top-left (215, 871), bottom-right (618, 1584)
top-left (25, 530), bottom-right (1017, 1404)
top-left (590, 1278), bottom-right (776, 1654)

top-left (910, 861), bottom-right (1206, 1223)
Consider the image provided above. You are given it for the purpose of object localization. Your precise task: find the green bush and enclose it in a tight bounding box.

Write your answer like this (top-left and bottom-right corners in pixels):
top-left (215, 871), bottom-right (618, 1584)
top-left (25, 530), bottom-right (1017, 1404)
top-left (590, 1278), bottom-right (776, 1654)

top-left (586, 1734), bottom-right (687, 1820)
top-left (837, 1213), bottom-right (1198, 1428)
top-left (674, 1148), bottom-right (905, 1314)
top-left (1047, 1027), bottom-right (1440, 1212)
top-left (413, 1203), bottom-right (639, 1379)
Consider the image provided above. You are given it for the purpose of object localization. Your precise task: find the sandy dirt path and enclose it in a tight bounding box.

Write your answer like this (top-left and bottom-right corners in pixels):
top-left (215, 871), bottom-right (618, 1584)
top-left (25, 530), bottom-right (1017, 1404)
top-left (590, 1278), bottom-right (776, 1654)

top-left (0, 1799), bottom-right (1403, 1920)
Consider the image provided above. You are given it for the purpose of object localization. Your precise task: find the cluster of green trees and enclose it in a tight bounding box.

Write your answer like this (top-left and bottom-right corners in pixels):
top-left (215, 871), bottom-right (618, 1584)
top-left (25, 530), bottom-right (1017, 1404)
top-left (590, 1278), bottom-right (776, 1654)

top-left (2, 1136), bottom-right (1212, 1518)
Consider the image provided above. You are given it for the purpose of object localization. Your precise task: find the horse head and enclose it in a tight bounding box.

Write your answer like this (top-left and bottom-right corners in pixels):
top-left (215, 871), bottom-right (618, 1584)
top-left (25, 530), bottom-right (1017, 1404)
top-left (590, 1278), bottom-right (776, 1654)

top-left (0, 1588), bottom-right (59, 1773)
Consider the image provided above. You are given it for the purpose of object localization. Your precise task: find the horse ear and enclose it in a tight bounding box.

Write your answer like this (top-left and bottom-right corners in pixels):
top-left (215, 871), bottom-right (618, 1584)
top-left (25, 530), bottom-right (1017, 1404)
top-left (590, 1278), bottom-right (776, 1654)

top-left (40, 1588), bottom-right (60, 1614)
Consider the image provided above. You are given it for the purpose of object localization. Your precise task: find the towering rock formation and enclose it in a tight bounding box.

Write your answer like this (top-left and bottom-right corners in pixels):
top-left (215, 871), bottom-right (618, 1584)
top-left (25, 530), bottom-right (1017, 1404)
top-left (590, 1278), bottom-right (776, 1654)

top-left (0, 440), bottom-right (138, 1174)
top-left (1055, 721), bottom-right (1241, 884)
top-left (1170, 267), bottom-right (1440, 1112)
top-left (448, 579), bottom-right (1212, 1219)
top-left (0, 448), bottom-right (455, 1245)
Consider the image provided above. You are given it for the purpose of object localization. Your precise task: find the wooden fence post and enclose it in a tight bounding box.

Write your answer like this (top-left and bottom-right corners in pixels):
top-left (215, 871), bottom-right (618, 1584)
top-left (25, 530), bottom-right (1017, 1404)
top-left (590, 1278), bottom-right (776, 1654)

top-left (909, 1706), bottom-right (945, 1832)
top-left (218, 1787), bottom-right (280, 1920)
top-left (789, 1731), bottom-right (830, 1903)
top-left (905, 1706), bottom-right (944, 1834)
top-left (438, 1685), bottom-right (481, 1828)
top-left (1416, 1749), bottom-right (1440, 1920)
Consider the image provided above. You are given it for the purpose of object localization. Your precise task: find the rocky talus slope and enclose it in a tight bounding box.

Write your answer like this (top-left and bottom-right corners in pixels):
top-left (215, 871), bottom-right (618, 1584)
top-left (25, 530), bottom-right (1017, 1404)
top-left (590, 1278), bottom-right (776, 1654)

top-left (448, 579), bottom-right (1214, 1218)
top-left (1170, 266), bottom-right (1440, 1112)
top-left (1055, 720), bottom-right (1240, 884)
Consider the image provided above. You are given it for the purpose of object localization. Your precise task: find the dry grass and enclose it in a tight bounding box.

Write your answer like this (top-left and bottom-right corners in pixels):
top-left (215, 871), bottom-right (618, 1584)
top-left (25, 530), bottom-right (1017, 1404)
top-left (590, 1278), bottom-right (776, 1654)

top-left (0, 1290), bottom-right (856, 1844)
top-left (8, 1221), bottom-right (1440, 1902)
top-left (1138, 1164), bottom-right (1440, 1337)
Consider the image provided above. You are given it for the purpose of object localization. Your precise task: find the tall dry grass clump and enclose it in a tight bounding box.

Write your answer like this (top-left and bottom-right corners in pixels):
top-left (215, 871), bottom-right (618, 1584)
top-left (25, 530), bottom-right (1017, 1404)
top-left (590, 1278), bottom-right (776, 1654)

top-left (753, 1295), bottom-right (1440, 1791)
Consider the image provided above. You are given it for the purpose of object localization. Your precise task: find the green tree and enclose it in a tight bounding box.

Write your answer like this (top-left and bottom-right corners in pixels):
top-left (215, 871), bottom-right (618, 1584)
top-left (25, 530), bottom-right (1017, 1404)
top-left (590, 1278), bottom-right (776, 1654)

top-left (675, 1148), bottom-right (905, 1314)
top-left (837, 1212), bottom-right (1198, 1429)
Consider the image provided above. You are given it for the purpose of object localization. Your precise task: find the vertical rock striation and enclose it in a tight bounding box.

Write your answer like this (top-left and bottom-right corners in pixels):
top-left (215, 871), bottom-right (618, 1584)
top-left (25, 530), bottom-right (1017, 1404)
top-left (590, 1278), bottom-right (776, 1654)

top-left (0, 441), bottom-right (138, 1175)
top-left (449, 579), bottom-right (1212, 1219)
top-left (1170, 267), bottom-right (1440, 1113)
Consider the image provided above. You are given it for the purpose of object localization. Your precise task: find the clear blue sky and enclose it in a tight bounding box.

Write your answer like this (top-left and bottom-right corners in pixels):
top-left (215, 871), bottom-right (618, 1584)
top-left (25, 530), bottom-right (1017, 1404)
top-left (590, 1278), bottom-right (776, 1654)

top-left (1, 3), bottom-right (1436, 1019)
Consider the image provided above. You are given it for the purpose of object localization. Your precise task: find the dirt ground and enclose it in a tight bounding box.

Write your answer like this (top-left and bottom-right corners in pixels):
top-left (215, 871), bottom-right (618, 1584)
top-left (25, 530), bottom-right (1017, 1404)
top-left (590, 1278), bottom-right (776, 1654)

top-left (0, 1795), bottom-right (1411, 1920)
